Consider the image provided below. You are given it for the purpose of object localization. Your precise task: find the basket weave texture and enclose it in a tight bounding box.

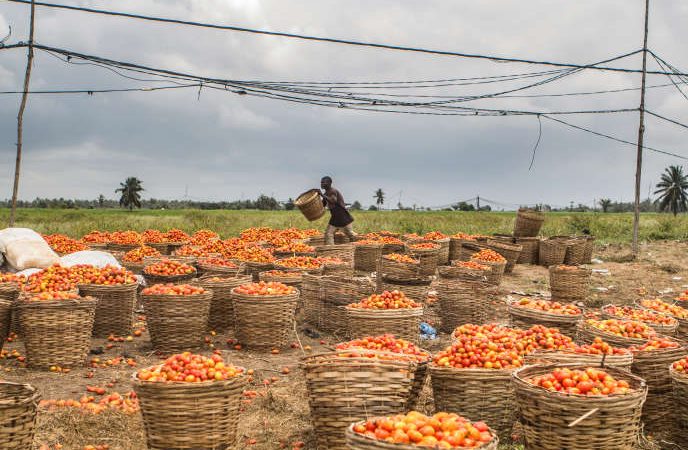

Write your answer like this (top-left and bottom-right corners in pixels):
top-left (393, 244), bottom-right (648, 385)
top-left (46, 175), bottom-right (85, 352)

top-left (513, 208), bottom-right (545, 237)
top-left (133, 373), bottom-right (247, 450)
top-left (232, 289), bottom-right (299, 349)
top-left (78, 282), bottom-right (138, 337)
top-left (515, 237), bottom-right (540, 264)
top-left (549, 265), bottom-right (591, 301)
top-left (198, 275), bottom-right (252, 332)
top-left (354, 243), bottom-right (382, 273)
top-left (430, 365), bottom-right (516, 442)
top-left (0, 299), bottom-right (11, 350)
top-left (320, 276), bottom-right (376, 335)
top-left (670, 366), bottom-right (688, 444)
top-left (18, 296), bottom-right (96, 368)
top-left (302, 352), bottom-right (417, 450)
top-left (513, 363), bottom-right (647, 450)
top-left (295, 189), bottom-right (326, 221)
top-left (316, 244), bottom-right (354, 263)
top-left (507, 299), bottom-right (581, 338)
top-left (435, 278), bottom-right (496, 332)
top-left (470, 258), bottom-right (506, 286)
top-left (539, 238), bottom-right (567, 267)
top-left (524, 349), bottom-right (633, 370)
top-left (486, 239), bottom-right (522, 273)
top-left (142, 291), bottom-right (212, 353)
top-left (0, 382), bottom-right (40, 449)
top-left (345, 307), bottom-right (423, 343)
top-left (576, 321), bottom-right (649, 348)
top-left (630, 342), bottom-right (687, 433)
top-left (379, 257), bottom-right (421, 280)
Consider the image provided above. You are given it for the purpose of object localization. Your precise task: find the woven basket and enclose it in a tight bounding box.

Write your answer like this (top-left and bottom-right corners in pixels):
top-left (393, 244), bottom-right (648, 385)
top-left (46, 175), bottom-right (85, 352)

top-left (513, 208), bottom-right (545, 237)
top-left (133, 372), bottom-right (247, 450)
top-left (258, 271), bottom-right (303, 287)
top-left (631, 341), bottom-right (687, 433)
top-left (379, 256), bottom-right (421, 280)
top-left (302, 352), bottom-right (417, 450)
top-left (232, 289), bottom-right (299, 349)
top-left (515, 237), bottom-right (540, 264)
top-left (469, 258), bottom-right (506, 286)
top-left (563, 236), bottom-right (587, 265)
top-left (406, 244), bottom-right (440, 276)
top-left (345, 307), bottom-right (423, 343)
top-left (239, 260), bottom-right (274, 282)
top-left (486, 239), bottom-right (522, 273)
top-left (121, 260), bottom-right (144, 274)
top-left (576, 321), bottom-right (649, 348)
top-left (143, 270), bottom-right (197, 286)
top-left (441, 263), bottom-right (490, 281)
top-left (295, 188), bottom-right (326, 221)
top-left (549, 265), bottom-right (591, 301)
top-left (354, 243), bottom-right (383, 273)
top-left (638, 300), bottom-right (688, 342)
top-left (272, 261), bottom-right (323, 276)
top-left (456, 242), bottom-right (485, 262)
top-left (142, 291), bottom-right (212, 353)
top-left (0, 283), bottom-right (20, 336)
top-left (107, 242), bottom-right (140, 252)
top-left (525, 349), bottom-right (633, 370)
top-left (513, 363), bottom-right (647, 450)
top-left (322, 261), bottom-right (354, 277)
top-left (145, 242), bottom-right (170, 255)
top-left (321, 276), bottom-right (377, 336)
top-left (449, 237), bottom-right (473, 261)
top-left (670, 366), bottom-right (688, 444)
top-left (0, 299), bottom-right (11, 349)
top-left (344, 419), bottom-right (499, 450)
top-left (583, 236), bottom-right (595, 264)
top-left (507, 299), bottom-right (581, 338)
top-left (428, 238), bottom-right (451, 265)
top-left (0, 382), bottom-right (40, 449)
top-left (198, 275), bottom-right (252, 333)
top-left (17, 296), bottom-right (96, 368)
top-left (435, 278), bottom-right (497, 332)
top-left (195, 261), bottom-right (243, 278)
top-left (430, 365), bottom-right (515, 442)
top-left (302, 274), bottom-right (323, 327)
top-left (77, 282), bottom-right (138, 338)
top-left (316, 244), bottom-right (354, 263)
top-left (539, 238), bottom-right (568, 267)
top-left (376, 276), bottom-right (432, 301)
top-left (145, 255), bottom-right (198, 266)
top-left (600, 304), bottom-right (679, 335)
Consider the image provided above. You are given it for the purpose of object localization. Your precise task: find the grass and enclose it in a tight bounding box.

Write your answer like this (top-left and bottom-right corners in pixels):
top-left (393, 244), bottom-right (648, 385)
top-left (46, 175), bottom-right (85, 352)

top-left (1, 208), bottom-right (688, 243)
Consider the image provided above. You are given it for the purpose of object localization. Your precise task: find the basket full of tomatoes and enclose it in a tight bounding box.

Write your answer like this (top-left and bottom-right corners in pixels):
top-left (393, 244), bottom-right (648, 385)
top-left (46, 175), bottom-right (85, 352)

top-left (507, 298), bottom-right (582, 338)
top-left (143, 259), bottom-right (197, 285)
top-left (346, 291), bottom-right (423, 343)
top-left (670, 356), bottom-right (688, 443)
top-left (513, 364), bottom-right (647, 449)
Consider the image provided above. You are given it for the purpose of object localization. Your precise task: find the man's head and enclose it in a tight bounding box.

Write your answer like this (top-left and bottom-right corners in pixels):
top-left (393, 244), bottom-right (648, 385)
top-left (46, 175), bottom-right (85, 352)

top-left (321, 176), bottom-right (332, 190)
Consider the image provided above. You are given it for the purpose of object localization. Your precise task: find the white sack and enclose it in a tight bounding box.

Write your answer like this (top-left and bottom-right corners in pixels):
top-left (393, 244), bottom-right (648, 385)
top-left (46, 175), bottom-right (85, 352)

top-left (0, 228), bottom-right (59, 271)
top-left (60, 251), bottom-right (120, 268)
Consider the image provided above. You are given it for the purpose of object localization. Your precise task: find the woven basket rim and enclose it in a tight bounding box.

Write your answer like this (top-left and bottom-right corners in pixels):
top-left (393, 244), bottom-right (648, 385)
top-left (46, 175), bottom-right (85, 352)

top-left (429, 364), bottom-right (516, 375)
top-left (132, 368), bottom-right (247, 386)
top-left (507, 299), bottom-right (582, 321)
top-left (17, 295), bottom-right (97, 309)
top-left (141, 291), bottom-right (213, 301)
top-left (230, 288), bottom-right (300, 300)
top-left (300, 350), bottom-right (420, 368)
top-left (345, 306), bottom-right (424, 316)
top-left (294, 188), bottom-right (321, 206)
top-left (578, 321), bottom-right (653, 344)
top-left (0, 382), bottom-right (41, 408)
top-left (76, 281), bottom-right (139, 290)
top-left (513, 362), bottom-right (647, 400)
top-left (669, 365), bottom-right (688, 383)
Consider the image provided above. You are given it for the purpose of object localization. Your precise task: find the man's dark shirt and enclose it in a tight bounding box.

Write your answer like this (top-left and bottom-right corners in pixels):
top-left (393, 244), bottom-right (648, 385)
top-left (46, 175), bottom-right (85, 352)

top-left (323, 188), bottom-right (354, 227)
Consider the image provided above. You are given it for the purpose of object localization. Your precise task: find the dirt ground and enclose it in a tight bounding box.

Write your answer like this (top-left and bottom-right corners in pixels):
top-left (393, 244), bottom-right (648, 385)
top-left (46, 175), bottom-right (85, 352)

top-left (4, 241), bottom-right (687, 450)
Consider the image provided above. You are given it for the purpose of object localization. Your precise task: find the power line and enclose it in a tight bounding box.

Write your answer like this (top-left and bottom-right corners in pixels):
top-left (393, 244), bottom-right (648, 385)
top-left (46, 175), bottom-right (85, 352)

top-left (645, 109), bottom-right (688, 131)
top-left (541, 115), bottom-right (688, 160)
top-left (0, 84), bottom-right (200, 95)
top-left (9, 0), bottom-right (683, 76)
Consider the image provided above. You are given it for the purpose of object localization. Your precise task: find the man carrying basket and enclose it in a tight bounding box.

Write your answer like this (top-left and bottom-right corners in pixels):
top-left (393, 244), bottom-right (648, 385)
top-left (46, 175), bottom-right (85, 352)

top-left (320, 176), bottom-right (356, 245)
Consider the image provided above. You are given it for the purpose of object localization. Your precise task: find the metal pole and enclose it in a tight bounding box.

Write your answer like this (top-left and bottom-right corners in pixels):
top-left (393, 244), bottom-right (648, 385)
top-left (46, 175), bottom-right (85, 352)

top-left (9, 0), bottom-right (36, 226)
top-left (632, 0), bottom-right (650, 257)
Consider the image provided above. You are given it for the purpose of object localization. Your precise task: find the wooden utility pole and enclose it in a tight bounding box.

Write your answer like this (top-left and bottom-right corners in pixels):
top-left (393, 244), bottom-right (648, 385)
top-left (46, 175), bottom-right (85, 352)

top-left (632, 0), bottom-right (650, 257)
top-left (9, 0), bottom-right (36, 226)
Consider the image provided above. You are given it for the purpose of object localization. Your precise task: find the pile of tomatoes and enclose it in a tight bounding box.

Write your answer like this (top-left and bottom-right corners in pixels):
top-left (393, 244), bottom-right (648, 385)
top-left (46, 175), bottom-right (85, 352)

top-left (197, 257), bottom-right (238, 268)
top-left (123, 246), bottom-right (161, 263)
top-left (72, 265), bottom-right (137, 285)
top-left (383, 253), bottom-right (419, 264)
top-left (27, 291), bottom-right (81, 302)
top-left (525, 367), bottom-right (633, 396)
top-left (640, 299), bottom-right (688, 319)
top-left (471, 249), bottom-right (505, 263)
top-left (629, 337), bottom-right (681, 352)
top-left (233, 281), bottom-right (296, 296)
top-left (349, 290), bottom-right (421, 310)
top-left (602, 305), bottom-right (677, 326)
top-left (335, 335), bottom-right (430, 362)
top-left (451, 261), bottom-right (490, 271)
top-left (584, 319), bottom-right (656, 339)
top-left (352, 411), bottom-right (493, 448)
top-left (513, 298), bottom-right (581, 315)
top-left (275, 256), bottom-right (322, 270)
top-left (143, 259), bottom-right (196, 277)
top-left (141, 283), bottom-right (206, 296)
top-left (137, 352), bottom-right (243, 383)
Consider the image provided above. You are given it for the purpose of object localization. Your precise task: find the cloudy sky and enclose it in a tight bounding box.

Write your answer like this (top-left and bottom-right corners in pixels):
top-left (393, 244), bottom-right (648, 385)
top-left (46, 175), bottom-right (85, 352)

top-left (0, 0), bottom-right (687, 209)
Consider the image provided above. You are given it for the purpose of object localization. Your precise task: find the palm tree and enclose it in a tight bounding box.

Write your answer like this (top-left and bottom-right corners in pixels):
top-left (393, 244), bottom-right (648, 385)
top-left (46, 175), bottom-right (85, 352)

top-left (598, 198), bottom-right (612, 213)
top-left (373, 189), bottom-right (385, 209)
top-left (116, 177), bottom-right (144, 211)
top-left (654, 165), bottom-right (688, 216)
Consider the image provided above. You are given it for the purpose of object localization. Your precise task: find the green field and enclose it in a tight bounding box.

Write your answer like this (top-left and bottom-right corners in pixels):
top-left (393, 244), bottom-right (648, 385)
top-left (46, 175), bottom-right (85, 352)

top-left (1, 208), bottom-right (687, 244)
